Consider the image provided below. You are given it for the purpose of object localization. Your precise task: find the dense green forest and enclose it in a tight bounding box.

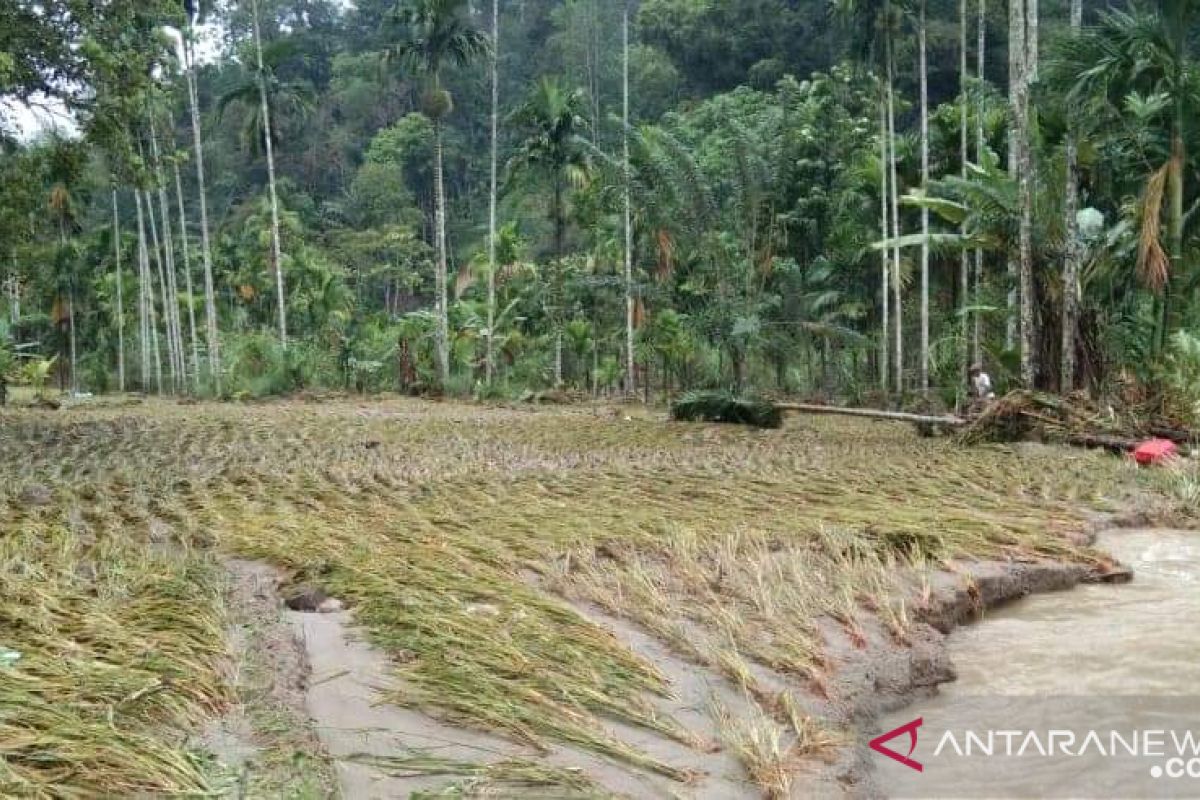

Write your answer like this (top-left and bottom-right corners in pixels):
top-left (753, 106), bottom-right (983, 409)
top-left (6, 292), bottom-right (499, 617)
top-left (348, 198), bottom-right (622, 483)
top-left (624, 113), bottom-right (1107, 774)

top-left (2, 0), bottom-right (1198, 414)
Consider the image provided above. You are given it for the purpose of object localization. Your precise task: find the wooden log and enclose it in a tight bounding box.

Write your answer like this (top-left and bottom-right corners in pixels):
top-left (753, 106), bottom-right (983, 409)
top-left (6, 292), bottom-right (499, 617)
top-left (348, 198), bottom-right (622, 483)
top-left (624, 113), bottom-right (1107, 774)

top-left (1148, 426), bottom-right (1197, 444)
top-left (1063, 433), bottom-right (1137, 454)
top-left (774, 403), bottom-right (968, 427)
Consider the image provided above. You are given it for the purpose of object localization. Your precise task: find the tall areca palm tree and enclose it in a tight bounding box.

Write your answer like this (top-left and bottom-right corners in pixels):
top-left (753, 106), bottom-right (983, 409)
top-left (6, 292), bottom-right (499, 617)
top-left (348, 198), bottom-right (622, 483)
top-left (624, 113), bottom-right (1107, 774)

top-left (958, 0), bottom-right (970, 385)
top-left (111, 186), bottom-right (125, 392)
top-left (1006, 0), bottom-right (1023, 354)
top-left (1061, 0), bottom-right (1082, 391)
top-left (180, 2), bottom-right (221, 390)
top-left (623, 1), bottom-right (636, 398)
top-left (219, 1), bottom-right (311, 348)
top-left (486, 0), bottom-right (499, 386)
top-left (388, 0), bottom-right (489, 390)
top-left (251, 0), bottom-right (286, 348)
top-left (509, 78), bottom-right (592, 261)
top-left (974, 0), bottom-right (986, 364)
top-left (834, 0), bottom-right (904, 394)
top-left (918, 0), bottom-right (930, 395)
top-left (508, 77), bottom-right (592, 385)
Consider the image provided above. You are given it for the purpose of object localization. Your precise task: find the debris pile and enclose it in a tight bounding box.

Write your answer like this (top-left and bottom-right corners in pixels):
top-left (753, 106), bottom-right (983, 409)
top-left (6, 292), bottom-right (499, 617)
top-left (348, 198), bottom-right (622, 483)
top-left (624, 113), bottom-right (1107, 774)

top-left (957, 391), bottom-right (1196, 455)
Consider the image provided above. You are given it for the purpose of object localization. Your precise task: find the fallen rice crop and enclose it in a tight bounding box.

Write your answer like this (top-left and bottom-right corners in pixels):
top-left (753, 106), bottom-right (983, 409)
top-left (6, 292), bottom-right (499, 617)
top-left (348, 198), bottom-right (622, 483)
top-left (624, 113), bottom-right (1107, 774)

top-left (0, 395), bottom-right (1162, 795)
top-left (353, 753), bottom-right (608, 798)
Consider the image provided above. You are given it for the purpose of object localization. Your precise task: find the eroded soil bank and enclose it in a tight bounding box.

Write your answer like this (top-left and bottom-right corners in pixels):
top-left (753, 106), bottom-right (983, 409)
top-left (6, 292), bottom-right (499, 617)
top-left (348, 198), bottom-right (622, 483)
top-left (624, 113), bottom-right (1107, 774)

top-left (225, 525), bottom-right (1136, 798)
top-left (871, 527), bottom-right (1200, 799)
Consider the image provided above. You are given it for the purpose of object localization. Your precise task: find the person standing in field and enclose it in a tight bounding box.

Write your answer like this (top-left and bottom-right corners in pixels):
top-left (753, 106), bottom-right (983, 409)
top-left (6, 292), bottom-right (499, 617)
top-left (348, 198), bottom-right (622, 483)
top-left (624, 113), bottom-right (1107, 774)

top-left (969, 364), bottom-right (995, 401)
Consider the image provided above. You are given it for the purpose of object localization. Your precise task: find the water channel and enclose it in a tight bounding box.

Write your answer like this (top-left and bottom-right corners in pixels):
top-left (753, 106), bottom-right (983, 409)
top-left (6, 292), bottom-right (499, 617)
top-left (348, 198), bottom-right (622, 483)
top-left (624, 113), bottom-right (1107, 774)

top-left (874, 529), bottom-right (1200, 798)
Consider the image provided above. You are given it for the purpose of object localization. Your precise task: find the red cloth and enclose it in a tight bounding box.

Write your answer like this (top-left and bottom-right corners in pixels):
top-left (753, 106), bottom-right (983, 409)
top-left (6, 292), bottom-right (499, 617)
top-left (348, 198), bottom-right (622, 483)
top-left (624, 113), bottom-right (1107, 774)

top-left (1132, 438), bottom-right (1178, 466)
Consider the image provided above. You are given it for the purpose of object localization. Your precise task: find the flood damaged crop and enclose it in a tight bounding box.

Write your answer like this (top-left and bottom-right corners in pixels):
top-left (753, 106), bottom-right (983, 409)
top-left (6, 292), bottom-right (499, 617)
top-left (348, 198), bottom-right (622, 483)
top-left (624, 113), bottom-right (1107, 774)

top-left (0, 396), bottom-right (1170, 796)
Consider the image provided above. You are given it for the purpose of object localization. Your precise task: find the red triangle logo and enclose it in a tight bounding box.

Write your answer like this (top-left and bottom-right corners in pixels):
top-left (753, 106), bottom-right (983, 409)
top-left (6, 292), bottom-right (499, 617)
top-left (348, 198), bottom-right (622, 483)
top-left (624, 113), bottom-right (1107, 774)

top-left (870, 717), bottom-right (924, 772)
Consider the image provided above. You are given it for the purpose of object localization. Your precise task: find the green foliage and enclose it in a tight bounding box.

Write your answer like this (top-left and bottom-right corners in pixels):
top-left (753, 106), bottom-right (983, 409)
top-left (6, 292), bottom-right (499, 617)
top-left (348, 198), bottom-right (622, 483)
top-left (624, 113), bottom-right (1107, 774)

top-left (19, 356), bottom-right (58, 398)
top-left (670, 389), bottom-right (782, 428)
top-left (2, 0), bottom-right (1196, 406)
top-left (1162, 331), bottom-right (1200, 425)
top-left (225, 333), bottom-right (333, 398)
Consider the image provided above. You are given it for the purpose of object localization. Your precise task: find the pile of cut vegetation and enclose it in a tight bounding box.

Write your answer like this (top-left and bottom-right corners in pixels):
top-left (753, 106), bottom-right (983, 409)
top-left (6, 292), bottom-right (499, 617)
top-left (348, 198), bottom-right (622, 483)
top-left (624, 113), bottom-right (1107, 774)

top-left (957, 390), bottom-right (1196, 451)
top-left (670, 390), bottom-right (783, 428)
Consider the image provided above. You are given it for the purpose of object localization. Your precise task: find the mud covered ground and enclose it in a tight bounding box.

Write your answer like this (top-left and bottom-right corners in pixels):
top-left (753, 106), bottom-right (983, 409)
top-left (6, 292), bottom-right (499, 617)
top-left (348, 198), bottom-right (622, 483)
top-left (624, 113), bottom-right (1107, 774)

top-left (0, 395), bottom-right (1183, 797)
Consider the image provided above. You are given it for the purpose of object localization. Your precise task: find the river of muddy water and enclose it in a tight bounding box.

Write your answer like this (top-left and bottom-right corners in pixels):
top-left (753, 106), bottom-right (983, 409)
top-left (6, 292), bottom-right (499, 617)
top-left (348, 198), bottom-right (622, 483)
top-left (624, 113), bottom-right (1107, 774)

top-left (874, 529), bottom-right (1200, 799)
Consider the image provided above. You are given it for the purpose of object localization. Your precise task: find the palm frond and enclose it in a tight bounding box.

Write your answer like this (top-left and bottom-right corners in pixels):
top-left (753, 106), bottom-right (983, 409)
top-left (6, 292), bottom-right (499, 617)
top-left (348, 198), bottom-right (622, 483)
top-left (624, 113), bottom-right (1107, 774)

top-left (1137, 159), bottom-right (1171, 293)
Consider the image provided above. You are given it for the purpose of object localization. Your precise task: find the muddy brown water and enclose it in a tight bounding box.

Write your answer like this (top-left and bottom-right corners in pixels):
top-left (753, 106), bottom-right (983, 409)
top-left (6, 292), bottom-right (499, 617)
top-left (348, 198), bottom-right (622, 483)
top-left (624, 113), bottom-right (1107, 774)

top-left (875, 529), bottom-right (1200, 799)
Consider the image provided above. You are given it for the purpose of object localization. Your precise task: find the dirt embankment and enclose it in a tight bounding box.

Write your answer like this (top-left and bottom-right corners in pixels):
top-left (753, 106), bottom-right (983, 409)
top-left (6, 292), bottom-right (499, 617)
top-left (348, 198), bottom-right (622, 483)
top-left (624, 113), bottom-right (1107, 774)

top-left (811, 513), bottom-right (1149, 797)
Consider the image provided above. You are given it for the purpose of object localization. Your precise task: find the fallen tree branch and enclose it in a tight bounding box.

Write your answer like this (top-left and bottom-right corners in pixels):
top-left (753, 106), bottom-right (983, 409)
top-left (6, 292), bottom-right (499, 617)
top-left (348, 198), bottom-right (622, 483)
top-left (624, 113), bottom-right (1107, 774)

top-left (1062, 433), bottom-right (1137, 454)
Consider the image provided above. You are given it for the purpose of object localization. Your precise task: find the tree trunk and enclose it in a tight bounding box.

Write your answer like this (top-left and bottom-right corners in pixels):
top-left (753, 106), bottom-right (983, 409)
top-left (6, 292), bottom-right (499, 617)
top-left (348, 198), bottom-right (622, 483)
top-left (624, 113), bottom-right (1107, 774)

top-left (919, 0), bottom-right (930, 396)
top-left (1061, 0), bottom-right (1082, 392)
top-left (553, 177), bottom-right (564, 263)
top-left (1025, 0), bottom-right (1038, 79)
top-left (150, 122), bottom-right (186, 391)
top-left (174, 163), bottom-right (201, 389)
top-left (137, 191), bottom-right (163, 394)
top-left (135, 190), bottom-right (150, 388)
top-left (554, 330), bottom-right (563, 387)
top-left (974, 0), bottom-right (986, 365)
top-left (959, 0), bottom-right (971, 390)
top-left (7, 255), bottom-right (19, 325)
top-left (878, 87), bottom-right (890, 392)
top-left (487, 0), bottom-right (499, 386)
top-left (433, 112), bottom-right (451, 389)
top-left (775, 402), bottom-right (967, 427)
top-left (144, 187), bottom-right (177, 392)
top-left (1017, 0), bottom-right (1036, 386)
top-left (67, 285), bottom-right (76, 395)
top-left (112, 188), bottom-right (125, 392)
top-left (185, 31), bottom-right (221, 390)
top-left (623, 2), bottom-right (637, 399)
top-left (250, 0), bottom-right (287, 349)
top-left (1006, 0), bottom-right (1022, 352)
top-left (1165, 12), bottom-right (1186, 355)
top-left (885, 6), bottom-right (903, 395)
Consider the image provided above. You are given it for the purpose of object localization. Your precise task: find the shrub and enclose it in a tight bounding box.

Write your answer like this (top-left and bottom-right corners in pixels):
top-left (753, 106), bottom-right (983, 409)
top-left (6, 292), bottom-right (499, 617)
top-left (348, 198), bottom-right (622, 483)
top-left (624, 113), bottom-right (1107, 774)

top-left (1161, 331), bottom-right (1200, 425)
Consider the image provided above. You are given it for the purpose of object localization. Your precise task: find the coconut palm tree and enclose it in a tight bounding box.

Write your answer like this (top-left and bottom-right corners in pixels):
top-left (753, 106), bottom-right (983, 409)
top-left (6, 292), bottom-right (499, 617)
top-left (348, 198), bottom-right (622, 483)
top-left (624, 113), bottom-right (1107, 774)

top-left (387, 0), bottom-right (489, 390)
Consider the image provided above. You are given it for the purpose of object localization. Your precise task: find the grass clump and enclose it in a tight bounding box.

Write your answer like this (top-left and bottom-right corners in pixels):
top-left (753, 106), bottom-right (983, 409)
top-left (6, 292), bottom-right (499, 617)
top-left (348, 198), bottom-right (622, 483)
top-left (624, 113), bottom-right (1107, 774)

top-left (671, 389), bottom-right (783, 428)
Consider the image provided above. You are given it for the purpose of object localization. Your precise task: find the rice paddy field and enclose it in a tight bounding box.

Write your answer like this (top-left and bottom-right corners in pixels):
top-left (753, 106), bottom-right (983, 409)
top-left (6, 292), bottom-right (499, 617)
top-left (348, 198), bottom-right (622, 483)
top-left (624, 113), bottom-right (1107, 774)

top-left (0, 394), bottom-right (1174, 797)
